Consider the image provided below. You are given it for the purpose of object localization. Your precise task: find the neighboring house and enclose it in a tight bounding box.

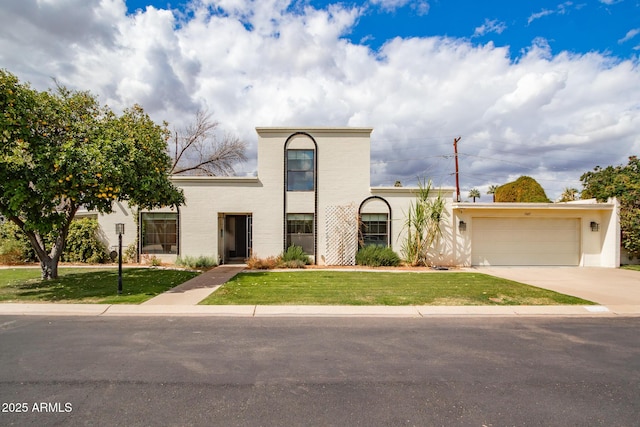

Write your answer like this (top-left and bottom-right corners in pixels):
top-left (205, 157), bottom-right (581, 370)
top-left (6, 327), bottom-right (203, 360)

top-left (88, 127), bottom-right (620, 267)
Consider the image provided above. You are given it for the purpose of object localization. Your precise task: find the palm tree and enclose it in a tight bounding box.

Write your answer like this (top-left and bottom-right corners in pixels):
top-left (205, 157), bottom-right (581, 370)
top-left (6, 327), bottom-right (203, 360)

top-left (487, 185), bottom-right (498, 202)
top-left (559, 187), bottom-right (580, 202)
top-left (468, 188), bottom-right (481, 203)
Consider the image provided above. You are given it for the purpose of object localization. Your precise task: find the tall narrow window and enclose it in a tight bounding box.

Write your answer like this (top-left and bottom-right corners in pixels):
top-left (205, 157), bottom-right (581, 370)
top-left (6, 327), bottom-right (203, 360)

top-left (287, 213), bottom-right (314, 254)
top-left (361, 213), bottom-right (389, 247)
top-left (141, 213), bottom-right (178, 254)
top-left (287, 149), bottom-right (314, 191)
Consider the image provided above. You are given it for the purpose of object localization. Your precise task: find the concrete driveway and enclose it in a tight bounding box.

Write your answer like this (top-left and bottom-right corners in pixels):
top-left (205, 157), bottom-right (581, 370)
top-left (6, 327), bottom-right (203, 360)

top-left (475, 267), bottom-right (640, 308)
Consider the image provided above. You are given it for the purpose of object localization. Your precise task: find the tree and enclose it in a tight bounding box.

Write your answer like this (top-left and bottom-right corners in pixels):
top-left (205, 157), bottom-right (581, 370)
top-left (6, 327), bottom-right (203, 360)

top-left (494, 176), bottom-right (550, 203)
top-left (559, 187), bottom-right (580, 202)
top-left (170, 110), bottom-right (247, 176)
top-left (487, 185), bottom-right (498, 202)
top-left (468, 188), bottom-right (481, 203)
top-left (580, 156), bottom-right (640, 258)
top-left (0, 70), bottom-right (184, 279)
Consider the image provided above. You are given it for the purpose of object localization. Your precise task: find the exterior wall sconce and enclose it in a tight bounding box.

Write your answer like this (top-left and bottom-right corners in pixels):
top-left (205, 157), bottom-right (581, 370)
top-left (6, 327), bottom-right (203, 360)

top-left (590, 221), bottom-right (600, 232)
top-left (459, 220), bottom-right (467, 232)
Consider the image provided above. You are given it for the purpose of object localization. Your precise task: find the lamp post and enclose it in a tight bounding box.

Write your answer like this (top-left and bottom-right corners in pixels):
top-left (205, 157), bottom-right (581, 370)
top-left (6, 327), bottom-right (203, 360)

top-left (115, 223), bottom-right (125, 295)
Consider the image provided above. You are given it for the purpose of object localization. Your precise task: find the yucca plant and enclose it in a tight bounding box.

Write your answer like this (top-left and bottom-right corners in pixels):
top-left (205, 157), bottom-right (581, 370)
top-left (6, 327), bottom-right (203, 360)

top-left (401, 178), bottom-right (446, 266)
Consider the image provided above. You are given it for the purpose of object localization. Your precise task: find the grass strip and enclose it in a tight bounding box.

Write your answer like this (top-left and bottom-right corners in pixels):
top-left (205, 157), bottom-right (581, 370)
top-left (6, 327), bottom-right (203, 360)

top-left (0, 267), bottom-right (199, 304)
top-left (200, 271), bottom-right (595, 306)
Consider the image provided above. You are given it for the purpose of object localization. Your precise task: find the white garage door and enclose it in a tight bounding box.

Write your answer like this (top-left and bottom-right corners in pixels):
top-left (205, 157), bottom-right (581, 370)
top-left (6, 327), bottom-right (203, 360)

top-left (472, 218), bottom-right (580, 266)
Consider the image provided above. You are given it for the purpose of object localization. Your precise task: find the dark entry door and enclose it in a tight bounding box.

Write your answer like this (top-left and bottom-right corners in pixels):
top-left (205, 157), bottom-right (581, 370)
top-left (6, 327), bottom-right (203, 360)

top-left (223, 214), bottom-right (252, 263)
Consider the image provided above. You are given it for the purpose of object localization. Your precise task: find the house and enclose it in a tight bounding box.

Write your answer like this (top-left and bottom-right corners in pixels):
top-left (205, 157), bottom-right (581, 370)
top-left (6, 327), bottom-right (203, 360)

top-left (90, 127), bottom-right (620, 267)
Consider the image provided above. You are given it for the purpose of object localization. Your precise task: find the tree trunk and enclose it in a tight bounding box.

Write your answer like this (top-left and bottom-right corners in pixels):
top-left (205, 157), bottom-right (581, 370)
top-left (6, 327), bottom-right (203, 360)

top-left (10, 209), bottom-right (75, 280)
top-left (39, 257), bottom-right (59, 280)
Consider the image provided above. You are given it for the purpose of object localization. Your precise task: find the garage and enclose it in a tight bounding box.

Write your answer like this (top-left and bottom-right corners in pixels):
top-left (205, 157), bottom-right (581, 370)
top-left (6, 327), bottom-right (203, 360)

top-left (472, 217), bottom-right (580, 266)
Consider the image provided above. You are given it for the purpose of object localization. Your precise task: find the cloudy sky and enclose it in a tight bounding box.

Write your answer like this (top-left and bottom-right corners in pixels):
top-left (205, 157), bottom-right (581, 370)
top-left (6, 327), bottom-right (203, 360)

top-left (1, 0), bottom-right (639, 200)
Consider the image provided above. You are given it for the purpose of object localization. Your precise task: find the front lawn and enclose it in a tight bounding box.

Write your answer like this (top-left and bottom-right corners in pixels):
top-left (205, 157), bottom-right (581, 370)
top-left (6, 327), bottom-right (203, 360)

top-left (200, 271), bottom-right (594, 306)
top-left (622, 265), bottom-right (640, 272)
top-left (0, 267), bottom-right (199, 304)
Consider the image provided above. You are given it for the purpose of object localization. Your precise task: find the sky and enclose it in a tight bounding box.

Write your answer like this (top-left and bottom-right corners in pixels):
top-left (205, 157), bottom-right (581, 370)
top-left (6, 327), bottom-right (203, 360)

top-left (1, 0), bottom-right (639, 201)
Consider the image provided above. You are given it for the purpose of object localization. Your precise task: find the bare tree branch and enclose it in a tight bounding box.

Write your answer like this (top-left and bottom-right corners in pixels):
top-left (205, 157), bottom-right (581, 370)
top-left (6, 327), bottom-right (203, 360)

top-left (169, 111), bottom-right (247, 176)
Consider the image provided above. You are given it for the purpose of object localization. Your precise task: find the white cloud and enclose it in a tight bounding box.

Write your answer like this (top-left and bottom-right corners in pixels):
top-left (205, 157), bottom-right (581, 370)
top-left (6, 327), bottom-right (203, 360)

top-left (527, 2), bottom-right (576, 25)
top-left (368, 0), bottom-right (430, 15)
top-left (1, 0), bottom-right (639, 200)
top-left (618, 28), bottom-right (640, 44)
top-left (527, 9), bottom-right (554, 25)
top-left (473, 19), bottom-right (507, 38)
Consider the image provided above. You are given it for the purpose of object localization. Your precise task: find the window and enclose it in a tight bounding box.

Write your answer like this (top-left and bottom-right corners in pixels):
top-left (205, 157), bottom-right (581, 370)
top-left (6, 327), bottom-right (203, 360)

top-left (361, 214), bottom-right (389, 247)
top-left (287, 213), bottom-right (314, 254)
top-left (141, 213), bottom-right (178, 254)
top-left (287, 150), bottom-right (314, 191)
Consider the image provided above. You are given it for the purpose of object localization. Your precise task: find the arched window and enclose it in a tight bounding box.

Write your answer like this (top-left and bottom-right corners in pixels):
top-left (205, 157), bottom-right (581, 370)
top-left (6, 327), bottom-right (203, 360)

top-left (358, 196), bottom-right (392, 247)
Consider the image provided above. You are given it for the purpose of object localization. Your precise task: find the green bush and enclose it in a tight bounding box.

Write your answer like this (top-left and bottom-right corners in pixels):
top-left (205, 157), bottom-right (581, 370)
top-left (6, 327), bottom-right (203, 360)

top-left (0, 218), bottom-right (109, 264)
top-left (0, 221), bottom-right (33, 264)
top-left (281, 245), bottom-right (310, 265)
top-left (176, 255), bottom-right (218, 269)
top-left (0, 238), bottom-right (28, 264)
top-left (356, 245), bottom-right (401, 267)
top-left (62, 218), bottom-right (109, 264)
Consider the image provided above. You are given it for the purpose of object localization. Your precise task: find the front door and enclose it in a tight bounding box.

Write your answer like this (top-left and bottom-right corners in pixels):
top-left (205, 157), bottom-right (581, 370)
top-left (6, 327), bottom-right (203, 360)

top-left (219, 214), bottom-right (252, 264)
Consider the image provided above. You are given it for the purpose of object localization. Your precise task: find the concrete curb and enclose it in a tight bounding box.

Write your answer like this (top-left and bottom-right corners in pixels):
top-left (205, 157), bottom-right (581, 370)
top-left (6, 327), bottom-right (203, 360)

top-left (0, 304), bottom-right (638, 317)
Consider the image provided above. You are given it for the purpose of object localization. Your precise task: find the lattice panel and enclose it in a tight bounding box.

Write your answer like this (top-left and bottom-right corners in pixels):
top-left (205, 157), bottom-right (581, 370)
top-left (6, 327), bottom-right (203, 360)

top-left (325, 205), bottom-right (358, 265)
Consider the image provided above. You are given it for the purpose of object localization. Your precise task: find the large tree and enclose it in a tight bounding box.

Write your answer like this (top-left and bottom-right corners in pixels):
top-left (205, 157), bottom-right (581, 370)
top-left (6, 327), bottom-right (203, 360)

top-left (169, 110), bottom-right (247, 176)
top-left (0, 70), bottom-right (184, 279)
top-left (580, 156), bottom-right (640, 258)
top-left (494, 176), bottom-right (550, 203)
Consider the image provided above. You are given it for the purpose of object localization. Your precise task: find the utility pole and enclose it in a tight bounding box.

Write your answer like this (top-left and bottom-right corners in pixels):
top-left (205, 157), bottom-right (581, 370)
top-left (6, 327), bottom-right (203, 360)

top-left (453, 137), bottom-right (461, 202)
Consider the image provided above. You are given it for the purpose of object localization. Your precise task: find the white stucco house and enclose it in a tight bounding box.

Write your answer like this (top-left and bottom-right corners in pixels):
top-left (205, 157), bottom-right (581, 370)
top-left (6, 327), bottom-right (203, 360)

top-left (89, 127), bottom-right (620, 267)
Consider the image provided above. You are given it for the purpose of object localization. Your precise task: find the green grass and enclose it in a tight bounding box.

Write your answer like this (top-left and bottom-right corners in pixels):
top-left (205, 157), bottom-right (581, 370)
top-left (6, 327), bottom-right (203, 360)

top-left (200, 271), bottom-right (595, 306)
top-left (0, 267), bottom-right (199, 304)
top-left (622, 265), bottom-right (640, 272)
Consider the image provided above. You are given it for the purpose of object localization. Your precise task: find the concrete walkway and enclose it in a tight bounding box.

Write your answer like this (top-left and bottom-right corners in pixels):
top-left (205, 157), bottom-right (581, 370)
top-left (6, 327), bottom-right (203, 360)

top-left (141, 265), bottom-right (245, 305)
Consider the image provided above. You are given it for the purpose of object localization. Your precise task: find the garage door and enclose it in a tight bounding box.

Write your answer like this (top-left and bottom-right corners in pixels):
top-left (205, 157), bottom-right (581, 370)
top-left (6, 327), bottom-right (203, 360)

top-left (472, 218), bottom-right (580, 266)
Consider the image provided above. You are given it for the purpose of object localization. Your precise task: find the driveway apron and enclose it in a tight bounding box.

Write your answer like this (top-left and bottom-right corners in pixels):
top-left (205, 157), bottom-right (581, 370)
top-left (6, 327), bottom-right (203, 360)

top-left (474, 266), bottom-right (640, 307)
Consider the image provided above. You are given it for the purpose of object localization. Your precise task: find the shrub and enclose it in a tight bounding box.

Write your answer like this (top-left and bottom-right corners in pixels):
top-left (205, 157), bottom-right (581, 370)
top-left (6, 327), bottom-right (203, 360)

top-left (246, 246), bottom-right (311, 270)
top-left (247, 255), bottom-right (280, 270)
top-left (0, 221), bottom-right (34, 263)
top-left (176, 255), bottom-right (218, 269)
top-left (0, 218), bottom-right (110, 265)
top-left (0, 238), bottom-right (28, 264)
top-left (124, 242), bottom-right (138, 263)
top-left (280, 259), bottom-right (307, 269)
top-left (141, 255), bottom-right (163, 266)
top-left (356, 245), bottom-right (401, 267)
top-left (63, 218), bottom-right (109, 263)
top-left (281, 245), bottom-right (310, 265)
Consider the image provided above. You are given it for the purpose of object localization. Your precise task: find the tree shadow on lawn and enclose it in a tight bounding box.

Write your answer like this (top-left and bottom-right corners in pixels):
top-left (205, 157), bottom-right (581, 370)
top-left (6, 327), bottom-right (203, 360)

top-left (1, 268), bottom-right (199, 304)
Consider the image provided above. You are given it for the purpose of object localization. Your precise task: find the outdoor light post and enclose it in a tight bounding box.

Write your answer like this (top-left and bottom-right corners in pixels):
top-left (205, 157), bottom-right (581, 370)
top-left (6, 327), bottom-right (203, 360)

top-left (116, 223), bottom-right (125, 295)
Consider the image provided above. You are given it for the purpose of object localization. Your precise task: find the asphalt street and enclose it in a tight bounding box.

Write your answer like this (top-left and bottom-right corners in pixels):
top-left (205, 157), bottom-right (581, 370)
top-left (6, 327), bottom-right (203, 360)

top-left (0, 316), bottom-right (639, 426)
